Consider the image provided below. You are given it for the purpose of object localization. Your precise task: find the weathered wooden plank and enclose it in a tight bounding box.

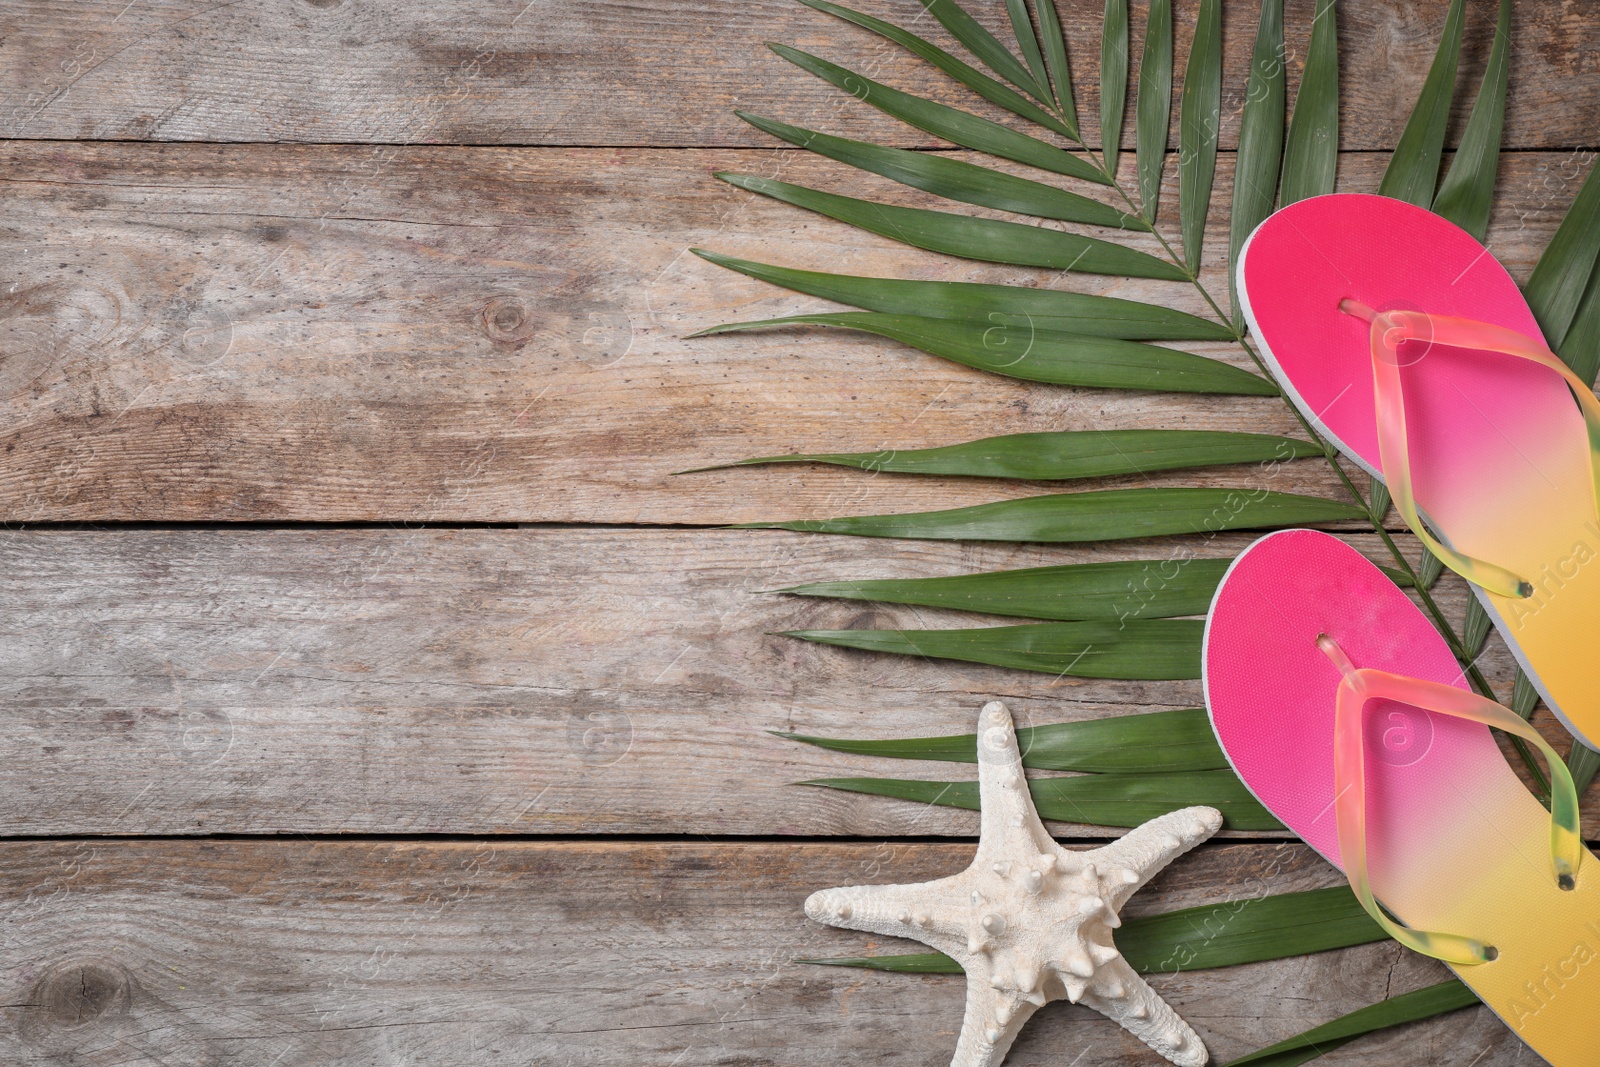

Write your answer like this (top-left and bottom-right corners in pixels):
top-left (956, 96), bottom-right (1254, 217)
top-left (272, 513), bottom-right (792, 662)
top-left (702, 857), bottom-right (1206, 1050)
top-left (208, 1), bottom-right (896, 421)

top-left (0, 145), bottom-right (1588, 522)
top-left (1, 527), bottom-right (1558, 837)
top-left (0, 0), bottom-right (1595, 151)
top-left (0, 839), bottom-right (1518, 1065)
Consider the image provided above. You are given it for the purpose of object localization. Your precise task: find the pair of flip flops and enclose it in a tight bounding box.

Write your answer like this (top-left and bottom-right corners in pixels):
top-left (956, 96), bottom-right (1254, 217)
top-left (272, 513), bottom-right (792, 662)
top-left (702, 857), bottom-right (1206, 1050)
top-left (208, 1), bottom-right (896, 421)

top-left (1205, 195), bottom-right (1600, 1063)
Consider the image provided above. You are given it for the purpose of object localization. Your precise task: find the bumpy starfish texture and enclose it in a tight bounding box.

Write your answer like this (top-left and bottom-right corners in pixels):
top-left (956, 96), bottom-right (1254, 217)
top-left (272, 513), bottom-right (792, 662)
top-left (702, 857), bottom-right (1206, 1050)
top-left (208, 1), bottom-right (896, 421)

top-left (805, 701), bottom-right (1222, 1067)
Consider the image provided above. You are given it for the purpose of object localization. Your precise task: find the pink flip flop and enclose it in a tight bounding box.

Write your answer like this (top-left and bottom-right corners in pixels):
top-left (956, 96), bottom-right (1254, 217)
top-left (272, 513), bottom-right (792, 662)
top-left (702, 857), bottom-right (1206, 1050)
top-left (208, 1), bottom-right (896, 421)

top-left (1237, 193), bottom-right (1600, 749)
top-left (1203, 529), bottom-right (1598, 1065)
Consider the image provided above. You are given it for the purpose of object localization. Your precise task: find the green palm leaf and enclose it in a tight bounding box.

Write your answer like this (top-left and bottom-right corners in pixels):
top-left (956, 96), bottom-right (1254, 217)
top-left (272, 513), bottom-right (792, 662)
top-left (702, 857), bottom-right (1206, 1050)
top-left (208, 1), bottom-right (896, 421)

top-left (1223, 980), bottom-right (1477, 1067)
top-left (806, 767), bottom-right (1282, 829)
top-left (737, 112), bottom-right (1141, 229)
top-left (767, 44), bottom-right (1105, 184)
top-left (1525, 160), bottom-right (1600, 352)
top-left (690, 251), bottom-right (1235, 340)
top-left (1134, 0), bottom-right (1172, 221)
top-left (921, 0), bottom-right (1054, 104)
top-left (1004, 0), bottom-right (1051, 101)
top-left (716, 173), bottom-right (1181, 278)
top-left (1229, 0), bottom-right (1286, 325)
top-left (786, 618), bottom-right (1202, 678)
top-left (1034, 0), bottom-right (1078, 126)
top-left (1431, 0), bottom-right (1511, 240)
top-left (1099, 0), bottom-right (1129, 174)
top-left (692, 312), bottom-right (1269, 392)
top-left (805, 886), bottom-right (1384, 974)
top-left (794, 0), bottom-right (1077, 138)
top-left (1377, 0), bottom-right (1466, 207)
top-left (1558, 253), bottom-right (1600, 387)
top-left (701, 428), bottom-right (1316, 480)
top-left (734, 486), bottom-right (1364, 542)
top-left (1279, 0), bottom-right (1338, 206)
top-left (1177, 0), bottom-right (1223, 273)
top-left (773, 557), bottom-right (1231, 623)
top-left (781, 706), bottom-right (1226, 770)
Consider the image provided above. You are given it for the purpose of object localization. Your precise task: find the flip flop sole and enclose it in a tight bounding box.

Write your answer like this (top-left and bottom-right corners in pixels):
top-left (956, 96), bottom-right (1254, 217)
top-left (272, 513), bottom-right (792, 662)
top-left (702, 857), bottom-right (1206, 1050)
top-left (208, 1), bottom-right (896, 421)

top-left (1238, 193), bottom-right (1600, 750)
top-left (1204, 529), bottom-right (1600, 1065)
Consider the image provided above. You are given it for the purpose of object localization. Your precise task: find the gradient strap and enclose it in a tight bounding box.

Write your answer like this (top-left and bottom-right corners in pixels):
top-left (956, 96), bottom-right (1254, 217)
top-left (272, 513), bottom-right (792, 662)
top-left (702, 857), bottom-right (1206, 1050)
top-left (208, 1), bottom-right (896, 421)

top-left (1340, 299), bottom-right (1600, 599)
top-left (1318, 634), bottom-right (1582, 966)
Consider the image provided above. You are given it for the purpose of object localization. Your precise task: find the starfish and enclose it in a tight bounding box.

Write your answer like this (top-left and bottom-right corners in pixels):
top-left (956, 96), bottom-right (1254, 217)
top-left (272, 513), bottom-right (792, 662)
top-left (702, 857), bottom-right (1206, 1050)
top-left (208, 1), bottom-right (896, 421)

top-left (805, 701), bottom-right (1222, 1067)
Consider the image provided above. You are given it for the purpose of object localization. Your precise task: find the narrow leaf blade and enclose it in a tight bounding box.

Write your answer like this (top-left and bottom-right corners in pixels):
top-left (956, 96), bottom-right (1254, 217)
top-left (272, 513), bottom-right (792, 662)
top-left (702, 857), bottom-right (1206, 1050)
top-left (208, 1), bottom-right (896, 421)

top-left (782, 706), bottom-right (1229, 770)
top-left (712, 428), bottom-right (1318, 480)
top-left (693, 312), bottom-right (1273, 392)
top-left (795, 0), bottom-right (1078, 138)
top-left (1556, 247), bottom-right (1600, 386)
top-left (775, 558), bottom-right (1231, 623)
top-left (786, 619), bottom-right (1203, 679)
top-left (1178, 0), bottom-right (1223, 272)
top-left (806, 768), bottom-right (1283, 829)
top-left (717, 173), bottom-right (1181, 279)
top-left (690, 252), bottom-right (1237, 341)
top-left (1229, 0), bottom-right (1286, 325)
top-left (1377, 0), bottom-right (1466, 207)
top-left (768, 44), bottom-right (1106, 184)
top-left (737, 486), bottom-right (1365, 542)
top-left (1004, 0), bottom-right (1053, 104)
top-left (1035, 0), bottom-right (1079, 130)
top-left (1525, 159), bottom-right (1600, 351)
top-left (1100, 0), bottom-right (1129, 173)
top-left (1432, 0), bottom-right (1510, 240)
top-left (803, 886), bottom-right (1385, 974)
top-left (1279, 0), bottom-right (1339, 205)
top-left (737, 111), bottom-right (1143, 229)
top-left (1223, 980), bottom-right (1478, 1067)
top-left (921, 0), bottom-right (1054, 104)
top-left (1134, 0), bottom-right (1173, 221)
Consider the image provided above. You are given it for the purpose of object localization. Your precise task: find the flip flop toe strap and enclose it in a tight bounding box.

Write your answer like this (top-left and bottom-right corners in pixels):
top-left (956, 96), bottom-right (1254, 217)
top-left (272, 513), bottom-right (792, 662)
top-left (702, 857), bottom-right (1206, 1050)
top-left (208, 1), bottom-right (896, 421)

top-left (1317, 634), bottom-right (1583, 967)
top-left (1340, 300), bottom-right (1600, 599)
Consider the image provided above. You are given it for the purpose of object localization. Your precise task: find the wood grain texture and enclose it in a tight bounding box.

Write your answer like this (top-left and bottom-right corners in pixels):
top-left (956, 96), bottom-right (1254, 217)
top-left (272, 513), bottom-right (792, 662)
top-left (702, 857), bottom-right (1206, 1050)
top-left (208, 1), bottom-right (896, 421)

top-left (0, 0), bottom-right (1596, 151)
top-left (0, 838), bottom-right (1522, 1066)
top-left (3, 526), bottom-right (1564, 838)
top-left (0, 145), bottom-right (1591, 523)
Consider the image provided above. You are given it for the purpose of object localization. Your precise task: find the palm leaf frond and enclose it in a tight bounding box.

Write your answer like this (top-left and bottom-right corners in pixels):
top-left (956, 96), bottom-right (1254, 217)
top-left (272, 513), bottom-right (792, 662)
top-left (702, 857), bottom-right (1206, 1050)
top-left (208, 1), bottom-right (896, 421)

top-left (1223, 980), bottom-right (1477, 1067)
top-left (767, 44), bottom-right (1106, 183)
top-left (702, 428), bottom-right (1317, 480)
top-left (736, 112), bottom-right (1142, 228)
top-left (804, 886), bottom-right (1384, 973)
top-left (717, 173), bottom-right (1179, 278)
top-left (1431, 0), bottom-right (1512, 240)
top-left (693, 312), bottom-right (1272, 392)
top-left (1228, 0), bottom-right (1286, 324)
top-left (786, 618), bottom-right (1202, 678)
top-left (794, 0), bottom-right (1077, 137)
top-left (1099, 0), bottom-right (1130, 174)
top-left (806, 767), bottom-right (1282, 829)
top-left (734, 486), bottom-right (1364, 541)
top-left (1279, 0), bottom-right (1339, 205)
top-left (1525, 159), bottom-right (1600, 353)
top-left (921, 0), bottom-right (1055, 103)
top-left (1378, 0), bottom-right (1466, 207)
top-left (773, 558), bottom-right (1231, 623)
top-left (781, 705), bottom-right (1226, 770)
top-left (691, 250), bottom-right (1233, 339)
top-left (1134, 0), bottom-right (1173, 221)
top-left (1177, 0), bottom-right (1223, 273)
top-left (1034, 0), bottom-right (1078, 126)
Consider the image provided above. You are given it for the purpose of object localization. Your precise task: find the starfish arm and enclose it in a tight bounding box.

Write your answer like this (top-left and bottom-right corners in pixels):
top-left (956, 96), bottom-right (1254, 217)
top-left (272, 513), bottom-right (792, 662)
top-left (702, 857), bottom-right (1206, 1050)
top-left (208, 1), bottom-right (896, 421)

top-left (1080, 957), bottom-right (1209, 1067)
top-left (973, 701), bottom-right (1056, 864)
top-left (1088, 805), bottom-right (1223, 909)
top-left (804, 879), bottom-right (968, 958)
top-left (949, 966), bottom-right (1040, 1067)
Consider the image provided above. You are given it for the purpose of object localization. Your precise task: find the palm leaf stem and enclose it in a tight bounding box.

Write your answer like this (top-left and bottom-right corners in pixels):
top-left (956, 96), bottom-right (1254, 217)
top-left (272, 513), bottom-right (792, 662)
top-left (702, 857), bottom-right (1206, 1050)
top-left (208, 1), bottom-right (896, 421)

top-left (1049, 131), bottom-right (1546, 796)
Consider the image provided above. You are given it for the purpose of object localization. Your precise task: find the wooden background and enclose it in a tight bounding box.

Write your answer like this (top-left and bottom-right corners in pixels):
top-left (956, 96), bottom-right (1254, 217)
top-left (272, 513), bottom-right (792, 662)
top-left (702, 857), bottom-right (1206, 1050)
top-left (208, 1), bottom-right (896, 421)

top-left (0, 0), bottom-right (1594, 1063)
